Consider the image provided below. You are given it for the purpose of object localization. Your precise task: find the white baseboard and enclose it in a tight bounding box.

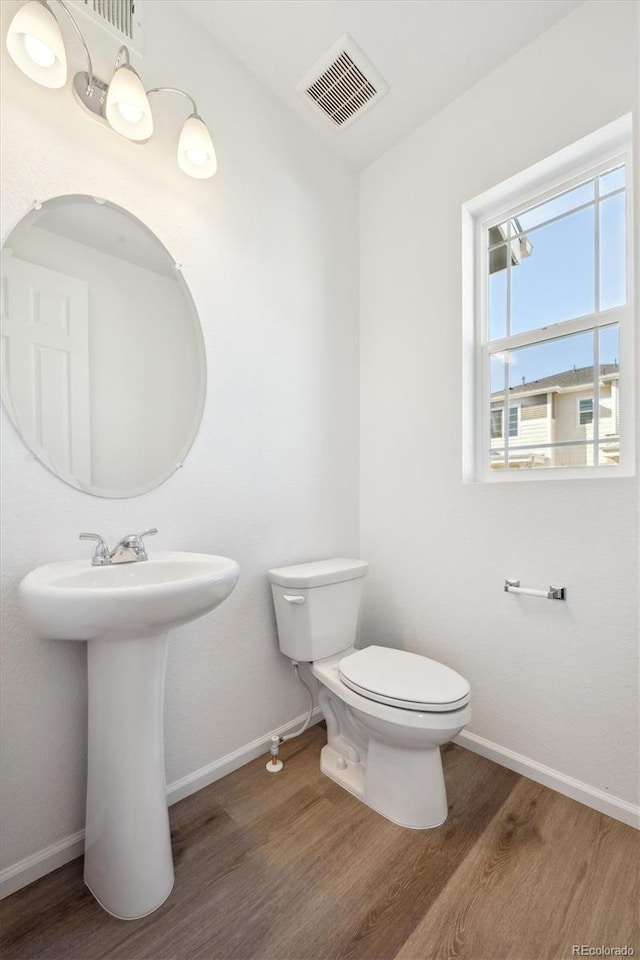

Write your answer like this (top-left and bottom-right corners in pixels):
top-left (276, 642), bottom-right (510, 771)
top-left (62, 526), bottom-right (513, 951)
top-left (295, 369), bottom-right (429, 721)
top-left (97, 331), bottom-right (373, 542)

top-left (0, 708), bottom-right (323, 901)
top-left (0, 830), bottom-right (86, 901)
top-left (166, 706), bottom-right (323, 804)
top-left (455, 730), bottom-right (640, 830)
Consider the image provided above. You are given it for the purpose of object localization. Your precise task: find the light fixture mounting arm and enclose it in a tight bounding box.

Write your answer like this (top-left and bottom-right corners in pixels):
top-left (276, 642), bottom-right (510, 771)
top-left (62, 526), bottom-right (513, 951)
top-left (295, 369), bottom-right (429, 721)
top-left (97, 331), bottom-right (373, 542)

top-left (114, 44), bottom-right (131, 70)
top-left (146, 87), bottom-right (199, 118)
top-left (51, 0), bottom-right (95, 92)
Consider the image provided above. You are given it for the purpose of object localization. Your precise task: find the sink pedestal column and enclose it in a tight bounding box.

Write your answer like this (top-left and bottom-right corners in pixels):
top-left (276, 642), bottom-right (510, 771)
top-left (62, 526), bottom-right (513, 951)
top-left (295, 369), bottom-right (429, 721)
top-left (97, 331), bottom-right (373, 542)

top-left (84, 632), bottom-right (174, 919)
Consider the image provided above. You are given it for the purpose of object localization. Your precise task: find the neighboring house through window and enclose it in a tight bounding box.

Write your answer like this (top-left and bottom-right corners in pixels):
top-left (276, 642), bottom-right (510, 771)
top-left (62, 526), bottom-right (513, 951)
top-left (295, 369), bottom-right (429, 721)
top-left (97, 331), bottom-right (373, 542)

top-left (462, 116), bottom-right (634, 481)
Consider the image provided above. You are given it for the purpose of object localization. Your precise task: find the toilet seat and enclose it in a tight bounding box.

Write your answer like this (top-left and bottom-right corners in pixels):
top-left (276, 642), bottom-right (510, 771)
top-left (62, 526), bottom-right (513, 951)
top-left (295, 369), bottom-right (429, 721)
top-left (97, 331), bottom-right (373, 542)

top-left (338, 645), bottom-right (470, 713)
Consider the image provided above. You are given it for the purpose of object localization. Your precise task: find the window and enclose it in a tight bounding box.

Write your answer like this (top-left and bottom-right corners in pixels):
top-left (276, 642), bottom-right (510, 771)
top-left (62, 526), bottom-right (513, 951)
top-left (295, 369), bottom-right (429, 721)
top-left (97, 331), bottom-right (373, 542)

top-left (578, 398), bottom-right (594, 426)
top-left (463, 117), bottom-right (634, 481)
top-left (490, 408), bottom-right (502, 439)
top-left (489, 405), bottom-right (519, 439)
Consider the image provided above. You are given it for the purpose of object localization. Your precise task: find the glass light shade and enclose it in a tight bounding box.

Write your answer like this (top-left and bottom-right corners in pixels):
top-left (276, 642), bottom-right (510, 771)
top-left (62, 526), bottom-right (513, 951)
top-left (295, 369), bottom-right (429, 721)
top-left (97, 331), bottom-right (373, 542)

top-left (105, 65), bottom-right (153, 141)
top-left (177, 115), bottom-right (217, 179)
top-left (6, 1), bottom-right (67, 88)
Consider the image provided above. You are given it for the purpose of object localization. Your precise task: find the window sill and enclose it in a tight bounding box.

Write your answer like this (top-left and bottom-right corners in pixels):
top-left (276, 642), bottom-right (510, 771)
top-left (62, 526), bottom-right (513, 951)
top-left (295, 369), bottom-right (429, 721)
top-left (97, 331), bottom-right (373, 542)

top-left (470, 462), bottom-right (636, 483)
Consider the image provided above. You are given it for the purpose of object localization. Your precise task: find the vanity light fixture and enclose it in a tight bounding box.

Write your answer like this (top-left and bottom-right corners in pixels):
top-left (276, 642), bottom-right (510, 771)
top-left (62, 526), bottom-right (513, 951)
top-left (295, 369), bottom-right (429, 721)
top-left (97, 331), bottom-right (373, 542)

top-left (5, 0), bottom-right (217, 179)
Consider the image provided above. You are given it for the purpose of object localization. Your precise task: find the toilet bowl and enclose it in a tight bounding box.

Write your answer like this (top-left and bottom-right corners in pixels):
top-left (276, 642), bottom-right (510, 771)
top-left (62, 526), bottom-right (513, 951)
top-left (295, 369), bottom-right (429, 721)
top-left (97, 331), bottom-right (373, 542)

top-left (267, 559), bottom-right (471, 829)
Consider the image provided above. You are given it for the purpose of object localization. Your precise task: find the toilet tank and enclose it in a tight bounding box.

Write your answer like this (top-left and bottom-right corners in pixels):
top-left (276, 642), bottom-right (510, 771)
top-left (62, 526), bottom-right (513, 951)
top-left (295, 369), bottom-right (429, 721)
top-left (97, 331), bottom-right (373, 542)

top-left (267, 559), bottom-right (368, 662)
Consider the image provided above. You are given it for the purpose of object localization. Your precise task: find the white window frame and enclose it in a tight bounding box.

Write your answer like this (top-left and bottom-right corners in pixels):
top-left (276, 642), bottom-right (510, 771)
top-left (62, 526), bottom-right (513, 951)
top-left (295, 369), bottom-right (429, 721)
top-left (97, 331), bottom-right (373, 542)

top-left (462, 115), bottom-right (635, 483)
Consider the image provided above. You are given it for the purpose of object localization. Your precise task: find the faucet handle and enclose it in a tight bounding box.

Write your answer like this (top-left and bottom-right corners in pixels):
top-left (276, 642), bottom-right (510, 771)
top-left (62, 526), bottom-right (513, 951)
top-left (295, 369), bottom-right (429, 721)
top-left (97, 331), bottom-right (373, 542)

top-left (117, 527), bottom-right (157, 562)
top-left (137, 528), bottom-right (158, 540)
top-left (79, 532), bottom-right (110, 565)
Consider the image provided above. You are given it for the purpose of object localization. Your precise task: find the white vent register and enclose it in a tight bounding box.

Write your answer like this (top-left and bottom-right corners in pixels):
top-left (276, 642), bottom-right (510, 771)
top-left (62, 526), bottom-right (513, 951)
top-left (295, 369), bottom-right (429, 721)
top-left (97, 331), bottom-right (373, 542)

top-left (68, 0), bottom-right (143, 52)
top-left (83, 0), bottom-right (134, 37)
top-left (297, 33), bottom-right (389, 130)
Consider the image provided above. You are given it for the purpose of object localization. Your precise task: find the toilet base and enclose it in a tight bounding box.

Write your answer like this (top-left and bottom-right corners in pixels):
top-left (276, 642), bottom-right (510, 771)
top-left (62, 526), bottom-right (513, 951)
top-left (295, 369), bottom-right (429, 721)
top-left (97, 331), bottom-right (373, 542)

top-left (320, 743), bottom-right (366, 800)
top-left (320, 742), bottom-right (448, 830)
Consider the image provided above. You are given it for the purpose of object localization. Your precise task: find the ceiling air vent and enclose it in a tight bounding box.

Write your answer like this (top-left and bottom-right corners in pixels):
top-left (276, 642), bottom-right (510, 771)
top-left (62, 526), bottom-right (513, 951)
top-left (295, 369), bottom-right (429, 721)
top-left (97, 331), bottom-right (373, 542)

top-left (83, 0), bottom-right (134, 39)
top-left (67, 0), bottom-right (143, 53)
top-left (297, 34), bottom-right (389, 131)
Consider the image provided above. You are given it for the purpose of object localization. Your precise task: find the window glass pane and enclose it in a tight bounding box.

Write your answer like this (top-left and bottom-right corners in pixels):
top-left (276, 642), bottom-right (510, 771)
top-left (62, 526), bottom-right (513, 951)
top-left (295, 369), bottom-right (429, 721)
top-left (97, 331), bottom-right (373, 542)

top-left (507, 443), bottom-right (595, 470)
top-left (508, 331), bottom-right (593, 383)
top-left (507, 442), bottom-right (619, 468)
top-left (599, 192), bottom-right (626, 310)
top-left (507, 447), bottom-right (554, 470)
top-left (488, 247), bottom-right (507, 340)
top-left (506, 331), bottom-right (594, 446)
top-left (599, 325), bottom-right (619, 445)
top-left (511, 206), bottom-right (595, 335)
top-left (490, 354), bottom-right (505, 448)
top-left (489, 449), bottom-right (506, 471)
top-left (599, 165), bottom-right (625, 197)
top-left (599, 324), bottom-right (619, 366)
top-left (597, 438), bottom-right (619, 465)
top-left (490, 353), bottom-right (505, 394)
top-left (516, 181), bottom-right (594, 232)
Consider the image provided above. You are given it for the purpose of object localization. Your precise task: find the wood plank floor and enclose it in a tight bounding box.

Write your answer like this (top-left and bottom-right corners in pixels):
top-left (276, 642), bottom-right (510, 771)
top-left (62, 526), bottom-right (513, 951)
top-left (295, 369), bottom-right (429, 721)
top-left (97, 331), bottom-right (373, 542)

top-left (1, 726), bottom-right (638, 960)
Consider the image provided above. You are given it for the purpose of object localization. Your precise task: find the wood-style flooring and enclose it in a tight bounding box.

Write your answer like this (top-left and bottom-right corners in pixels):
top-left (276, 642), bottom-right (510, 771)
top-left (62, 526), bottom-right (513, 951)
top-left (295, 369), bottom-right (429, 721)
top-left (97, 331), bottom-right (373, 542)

top-left (1, 726), bottom-right (638, 960)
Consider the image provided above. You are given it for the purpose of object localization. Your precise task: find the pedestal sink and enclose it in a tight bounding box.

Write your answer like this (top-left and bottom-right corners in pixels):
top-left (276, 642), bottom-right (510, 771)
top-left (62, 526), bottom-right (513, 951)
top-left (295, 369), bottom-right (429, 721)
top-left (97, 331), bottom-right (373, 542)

top-left (19, 552), bottom-right (240, 919)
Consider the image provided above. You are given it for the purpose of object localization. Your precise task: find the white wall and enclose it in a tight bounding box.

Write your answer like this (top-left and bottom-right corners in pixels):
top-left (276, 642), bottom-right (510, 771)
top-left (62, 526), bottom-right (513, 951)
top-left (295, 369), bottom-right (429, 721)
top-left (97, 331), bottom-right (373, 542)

top-left (360, 0), bottom-right (639, 807)
top-left (0, 0), bottom-right (359, 875)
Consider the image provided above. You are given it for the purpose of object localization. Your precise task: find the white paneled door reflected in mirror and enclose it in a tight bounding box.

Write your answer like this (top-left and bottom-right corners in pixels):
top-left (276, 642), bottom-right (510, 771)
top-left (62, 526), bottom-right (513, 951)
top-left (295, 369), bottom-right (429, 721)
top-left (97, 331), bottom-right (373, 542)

top-left (1, 195), bottom-right (206, 497)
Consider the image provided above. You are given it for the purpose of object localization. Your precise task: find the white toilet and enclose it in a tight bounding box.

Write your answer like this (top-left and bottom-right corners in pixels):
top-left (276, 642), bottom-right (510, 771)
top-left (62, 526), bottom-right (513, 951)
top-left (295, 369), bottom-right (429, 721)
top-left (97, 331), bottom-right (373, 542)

top-left (267, 558), bottom-right (471, 829)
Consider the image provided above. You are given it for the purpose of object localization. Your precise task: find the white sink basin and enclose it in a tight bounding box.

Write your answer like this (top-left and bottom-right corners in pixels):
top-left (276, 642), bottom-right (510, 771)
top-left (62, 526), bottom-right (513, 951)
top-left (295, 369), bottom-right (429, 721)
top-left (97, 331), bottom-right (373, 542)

top-left (19, 551), bottom-right (239, 921)
top-left (20, 551), bottom-right (240, 640)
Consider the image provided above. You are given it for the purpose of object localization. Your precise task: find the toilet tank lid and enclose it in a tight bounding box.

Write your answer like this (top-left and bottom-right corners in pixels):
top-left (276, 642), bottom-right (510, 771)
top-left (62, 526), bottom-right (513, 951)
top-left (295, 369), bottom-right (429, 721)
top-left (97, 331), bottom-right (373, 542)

top-left (267, 558), bottom-right (368, 588)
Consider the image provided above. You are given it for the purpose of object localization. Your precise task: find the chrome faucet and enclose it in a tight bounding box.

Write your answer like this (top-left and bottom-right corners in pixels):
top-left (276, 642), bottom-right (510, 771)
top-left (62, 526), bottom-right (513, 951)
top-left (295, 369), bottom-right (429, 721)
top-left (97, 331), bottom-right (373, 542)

top-left (80, 529), bottom-right (158, 565)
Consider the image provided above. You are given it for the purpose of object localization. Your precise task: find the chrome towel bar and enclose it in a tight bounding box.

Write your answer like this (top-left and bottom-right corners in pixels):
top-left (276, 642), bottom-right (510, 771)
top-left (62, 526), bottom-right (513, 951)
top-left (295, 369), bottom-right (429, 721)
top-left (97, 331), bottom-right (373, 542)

top-left (504, 579), bottom-right (566, 600)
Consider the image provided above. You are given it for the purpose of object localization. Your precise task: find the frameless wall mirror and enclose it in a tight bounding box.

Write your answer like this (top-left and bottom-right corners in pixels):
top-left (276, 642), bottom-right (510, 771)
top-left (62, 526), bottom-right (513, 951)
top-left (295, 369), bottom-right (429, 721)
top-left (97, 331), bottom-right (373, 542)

top-left (1, 195), bottom-right (206, 498)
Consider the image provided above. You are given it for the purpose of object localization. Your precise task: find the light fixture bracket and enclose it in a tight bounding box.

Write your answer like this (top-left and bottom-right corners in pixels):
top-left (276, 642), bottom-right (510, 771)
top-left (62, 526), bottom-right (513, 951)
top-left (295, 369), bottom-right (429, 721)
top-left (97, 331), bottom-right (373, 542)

top-left (72, 71), bottom-right (107, 115)
top-left (72, 71), bottom-right (148, 143)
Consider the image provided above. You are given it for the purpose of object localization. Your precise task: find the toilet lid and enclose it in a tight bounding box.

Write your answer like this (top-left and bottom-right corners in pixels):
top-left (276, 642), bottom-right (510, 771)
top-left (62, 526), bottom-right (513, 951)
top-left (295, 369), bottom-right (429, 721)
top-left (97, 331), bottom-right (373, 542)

top-left (338, 645), bottom-right (470, 712)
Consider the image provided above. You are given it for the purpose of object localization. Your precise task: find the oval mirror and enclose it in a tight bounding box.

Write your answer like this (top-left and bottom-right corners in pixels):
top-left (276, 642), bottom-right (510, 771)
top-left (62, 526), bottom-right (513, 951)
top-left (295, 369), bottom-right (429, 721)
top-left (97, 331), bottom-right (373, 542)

top-left (1, 195), bottom-right (206, 498)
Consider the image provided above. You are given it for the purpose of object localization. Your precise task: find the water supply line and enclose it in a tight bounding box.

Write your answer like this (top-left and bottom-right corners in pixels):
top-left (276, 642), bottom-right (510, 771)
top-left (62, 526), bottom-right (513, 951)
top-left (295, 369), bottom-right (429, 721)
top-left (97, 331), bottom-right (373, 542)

top-left (266, 661), bottom-right (315, 774)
